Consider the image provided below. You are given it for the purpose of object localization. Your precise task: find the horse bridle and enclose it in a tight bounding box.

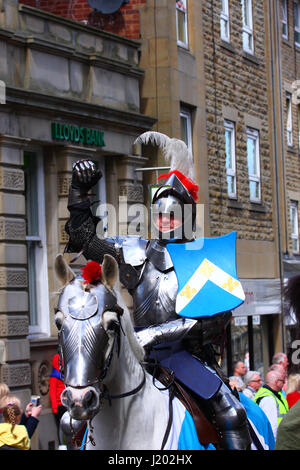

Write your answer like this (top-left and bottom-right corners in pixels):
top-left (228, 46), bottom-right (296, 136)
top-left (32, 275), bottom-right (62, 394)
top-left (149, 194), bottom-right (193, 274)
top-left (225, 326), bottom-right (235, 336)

top-left (99, 303), bottom-right (146, 405)
top-left (59, 296), bottom-right (146, 402)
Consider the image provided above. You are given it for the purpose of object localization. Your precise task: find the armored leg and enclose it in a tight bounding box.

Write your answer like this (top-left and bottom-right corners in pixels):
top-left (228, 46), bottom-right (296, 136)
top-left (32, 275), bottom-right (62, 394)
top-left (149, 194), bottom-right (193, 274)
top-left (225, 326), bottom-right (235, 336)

top-left (205, 384), bottom-right (251, 450)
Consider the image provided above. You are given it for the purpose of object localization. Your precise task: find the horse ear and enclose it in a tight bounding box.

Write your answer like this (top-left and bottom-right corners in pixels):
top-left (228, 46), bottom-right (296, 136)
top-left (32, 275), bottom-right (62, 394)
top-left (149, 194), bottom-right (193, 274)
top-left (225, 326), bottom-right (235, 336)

top-left (55, 254), bottom-right (75, 285)
top-left (102, 254), bottom-right (118, 288)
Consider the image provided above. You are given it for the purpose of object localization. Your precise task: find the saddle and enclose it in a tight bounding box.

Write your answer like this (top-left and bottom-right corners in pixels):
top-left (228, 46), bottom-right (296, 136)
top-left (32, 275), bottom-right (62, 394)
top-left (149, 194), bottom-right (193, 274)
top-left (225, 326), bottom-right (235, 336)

top-left (155, 365), bottom-right (219, 445)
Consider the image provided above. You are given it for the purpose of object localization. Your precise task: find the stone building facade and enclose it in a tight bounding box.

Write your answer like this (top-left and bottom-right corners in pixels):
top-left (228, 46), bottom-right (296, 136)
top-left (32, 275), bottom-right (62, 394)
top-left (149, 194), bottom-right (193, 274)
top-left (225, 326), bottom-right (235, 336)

top-left (136, 0), bottom-right (284, 372)
top-left (278, 0), bottom-right (300, 254)
top-left (270, 0), bottom-right (300, 369)
top-left (200, 1), bottom-right (282, 372)
top-left (0, 0), bottom-right (154, 449)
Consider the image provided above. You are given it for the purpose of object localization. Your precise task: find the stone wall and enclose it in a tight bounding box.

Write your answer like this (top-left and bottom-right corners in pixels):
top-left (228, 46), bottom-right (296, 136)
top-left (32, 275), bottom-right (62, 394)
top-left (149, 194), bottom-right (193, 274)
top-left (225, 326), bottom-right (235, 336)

top-left (279, 0), bottom-right (300, 253)
top-left (0, 135), bottom-right (31, 406)
top-left (202, 0), bottom-right (274, 242)
top-left (1, 3), bottom-right (142, 114)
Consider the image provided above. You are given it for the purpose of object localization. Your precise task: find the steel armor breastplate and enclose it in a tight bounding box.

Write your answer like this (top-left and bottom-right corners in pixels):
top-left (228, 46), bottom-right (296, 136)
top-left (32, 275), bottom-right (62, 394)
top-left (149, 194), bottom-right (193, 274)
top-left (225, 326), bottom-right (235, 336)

top-left (132, 261), bottom-right (178, 326)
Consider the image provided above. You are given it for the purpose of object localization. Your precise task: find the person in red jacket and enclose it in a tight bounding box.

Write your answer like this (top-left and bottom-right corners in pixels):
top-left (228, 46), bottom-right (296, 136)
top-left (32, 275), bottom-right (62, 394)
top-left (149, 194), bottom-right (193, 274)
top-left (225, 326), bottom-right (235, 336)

top-left (286, 373), bottom-right (300, 408)
top-left (49, 353), bottom-right (66, 442)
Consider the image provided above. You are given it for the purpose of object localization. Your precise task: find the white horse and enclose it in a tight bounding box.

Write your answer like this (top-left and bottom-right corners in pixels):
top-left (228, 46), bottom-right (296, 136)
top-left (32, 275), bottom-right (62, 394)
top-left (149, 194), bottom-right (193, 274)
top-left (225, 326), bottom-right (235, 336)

top-left (54, 254), bottom-right (211, 450)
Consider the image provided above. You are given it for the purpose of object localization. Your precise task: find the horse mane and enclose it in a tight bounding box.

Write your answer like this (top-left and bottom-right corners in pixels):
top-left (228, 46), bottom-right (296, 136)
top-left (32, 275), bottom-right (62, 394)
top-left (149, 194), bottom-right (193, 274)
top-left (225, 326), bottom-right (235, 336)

top-left (112, 281), bottom-right (145, 365)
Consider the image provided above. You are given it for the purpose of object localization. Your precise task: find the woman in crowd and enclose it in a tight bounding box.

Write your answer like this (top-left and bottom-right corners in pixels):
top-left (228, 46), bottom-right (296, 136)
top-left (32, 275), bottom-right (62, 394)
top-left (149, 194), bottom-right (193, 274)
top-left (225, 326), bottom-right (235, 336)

top-left (0, 403), bottom-right (30, 450)
top-left (286, 373), bottom-right (300, 408)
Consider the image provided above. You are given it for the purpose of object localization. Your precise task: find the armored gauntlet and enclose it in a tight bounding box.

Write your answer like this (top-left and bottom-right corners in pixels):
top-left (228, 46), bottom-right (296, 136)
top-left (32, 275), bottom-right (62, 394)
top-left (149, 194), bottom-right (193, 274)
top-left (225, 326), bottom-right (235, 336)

top-left (68, 160), bottom-right (102, 207)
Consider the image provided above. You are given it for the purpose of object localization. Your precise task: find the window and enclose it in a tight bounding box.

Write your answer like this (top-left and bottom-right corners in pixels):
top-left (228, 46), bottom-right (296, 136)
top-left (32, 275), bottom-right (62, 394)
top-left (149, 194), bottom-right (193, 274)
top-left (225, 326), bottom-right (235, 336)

top-left (176, 0), bottom-right (188, 47)
top-left (220, 0), bottom-right (230, 42)
top-left (24, 152), bottom-right (50, 337)
top-left (282, 0), bottom-right (288, 39)
top-left (246, 128), bottom-right (261, 203)
top-left (290, 201), bottom-right (299, 252)
top-left (241, 0), bottom-right (254, 54)
top-left (286, 92), bottom-right (293, 146)
top-left (224, 120), bottom-right (236, 198)
top-left (294, 1), bottom-right (300, 47)
top-left (180, 108), bottom-right (193, 157)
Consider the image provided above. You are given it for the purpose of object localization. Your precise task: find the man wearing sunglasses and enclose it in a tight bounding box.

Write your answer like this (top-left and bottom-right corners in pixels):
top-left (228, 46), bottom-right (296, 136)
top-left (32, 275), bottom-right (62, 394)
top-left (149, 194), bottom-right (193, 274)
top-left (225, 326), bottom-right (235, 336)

top-left (243, 371), bottom-right (263, 401)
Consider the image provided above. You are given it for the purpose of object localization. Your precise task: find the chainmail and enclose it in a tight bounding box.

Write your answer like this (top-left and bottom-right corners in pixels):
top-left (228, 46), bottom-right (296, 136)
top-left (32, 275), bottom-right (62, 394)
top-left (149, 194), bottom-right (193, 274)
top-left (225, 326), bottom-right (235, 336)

top-left (65, 216), bottom-right (117, 263)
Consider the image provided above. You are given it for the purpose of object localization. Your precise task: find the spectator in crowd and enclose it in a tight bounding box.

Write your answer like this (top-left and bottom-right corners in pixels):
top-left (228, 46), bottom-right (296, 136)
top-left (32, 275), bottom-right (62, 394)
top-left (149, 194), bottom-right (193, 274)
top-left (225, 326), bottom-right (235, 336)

top-left (272, 352), bottom-right (289, 373)
top-left (269, 363), bottom-right (288, 394)
top-left (254, 370), bottom-right (289, 439)
top-left (233, 361), bottom-right (247, 378)
top-left (0, 394), bottom-right (41, 439)
top-left (0, 383), bottom-right (9, 402)
top-left (0, 403), bottom-right (30, 450)
top-left (243, 371), bottom-right (263, 400)
top-left (49, 353), bottom-right (66, 444)
top-left (229, 376), bottom-right (245, 393)
top-left (275, 398), bottom-right (300, 450)
top-left (0, 383), bottom-right (9, 423)
top-left (229, 376), bottom-right (275, 450)
top-left (286, 373), bottom-right (300, 408)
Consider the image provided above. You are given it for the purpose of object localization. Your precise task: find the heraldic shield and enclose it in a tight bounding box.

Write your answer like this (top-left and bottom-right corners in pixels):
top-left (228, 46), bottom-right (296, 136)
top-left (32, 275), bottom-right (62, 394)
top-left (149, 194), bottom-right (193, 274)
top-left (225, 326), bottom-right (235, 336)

top-left (166, 232), bottom-right (245, 318)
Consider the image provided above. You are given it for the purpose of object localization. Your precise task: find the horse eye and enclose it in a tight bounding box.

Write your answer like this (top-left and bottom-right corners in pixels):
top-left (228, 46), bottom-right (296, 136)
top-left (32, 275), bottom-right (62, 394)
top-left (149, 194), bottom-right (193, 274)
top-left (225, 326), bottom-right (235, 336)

top-left (106, 319), bottom-right (120, 334)
top-left (55, 311), bottom-right (64, 331)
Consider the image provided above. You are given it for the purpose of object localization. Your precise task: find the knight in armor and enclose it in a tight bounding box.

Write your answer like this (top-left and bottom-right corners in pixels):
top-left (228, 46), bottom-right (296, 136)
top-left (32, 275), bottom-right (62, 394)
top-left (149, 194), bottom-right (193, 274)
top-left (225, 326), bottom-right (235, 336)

top-left (64, 131), bottom-right (251, 450)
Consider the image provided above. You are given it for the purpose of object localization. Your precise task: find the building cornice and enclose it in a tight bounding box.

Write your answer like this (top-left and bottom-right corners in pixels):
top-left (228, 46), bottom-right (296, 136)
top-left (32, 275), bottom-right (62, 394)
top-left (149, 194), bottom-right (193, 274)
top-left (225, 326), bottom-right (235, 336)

top-left (0, 28), bottom-right (144, 79)
top-left (5, 86), bottom-right (156, 133)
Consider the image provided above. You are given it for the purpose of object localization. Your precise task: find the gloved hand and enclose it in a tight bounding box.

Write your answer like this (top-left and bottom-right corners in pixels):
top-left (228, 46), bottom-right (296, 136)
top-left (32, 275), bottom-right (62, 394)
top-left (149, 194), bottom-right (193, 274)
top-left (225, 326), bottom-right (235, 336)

top-left (71, 160), bottom-right (102, 193)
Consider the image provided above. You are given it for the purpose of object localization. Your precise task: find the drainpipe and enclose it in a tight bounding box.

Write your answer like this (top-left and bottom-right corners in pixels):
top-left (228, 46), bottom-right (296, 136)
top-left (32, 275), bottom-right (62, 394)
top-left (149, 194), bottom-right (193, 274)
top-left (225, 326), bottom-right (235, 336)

top-left (268, 0), bottom-right (287, 352)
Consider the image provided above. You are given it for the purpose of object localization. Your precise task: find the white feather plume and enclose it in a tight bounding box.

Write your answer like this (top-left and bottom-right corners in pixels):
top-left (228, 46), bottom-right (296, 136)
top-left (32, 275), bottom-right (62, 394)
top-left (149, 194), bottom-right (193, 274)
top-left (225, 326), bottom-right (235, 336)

top-left (134, 131), bottom-right (195, 180)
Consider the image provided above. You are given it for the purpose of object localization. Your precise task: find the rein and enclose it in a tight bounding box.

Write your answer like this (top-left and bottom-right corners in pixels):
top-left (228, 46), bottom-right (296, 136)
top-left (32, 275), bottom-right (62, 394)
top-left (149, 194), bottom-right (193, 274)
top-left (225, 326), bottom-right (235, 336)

top-left (101, 311), bottom-right (147, 403)
top-left (102, 368), bottom-right (146, 406)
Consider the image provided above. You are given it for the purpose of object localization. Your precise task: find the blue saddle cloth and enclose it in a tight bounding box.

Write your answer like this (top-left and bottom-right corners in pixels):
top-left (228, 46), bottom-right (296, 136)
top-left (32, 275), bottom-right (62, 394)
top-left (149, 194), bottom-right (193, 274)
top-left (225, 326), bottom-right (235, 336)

top-left (147, 341), bottom-right (222, 400)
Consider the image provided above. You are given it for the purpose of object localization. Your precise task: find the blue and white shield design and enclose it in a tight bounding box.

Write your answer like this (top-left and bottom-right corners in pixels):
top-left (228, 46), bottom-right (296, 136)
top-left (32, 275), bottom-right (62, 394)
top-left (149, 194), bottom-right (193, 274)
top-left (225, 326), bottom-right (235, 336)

top-left (166, 232), bottom-right (245, 318)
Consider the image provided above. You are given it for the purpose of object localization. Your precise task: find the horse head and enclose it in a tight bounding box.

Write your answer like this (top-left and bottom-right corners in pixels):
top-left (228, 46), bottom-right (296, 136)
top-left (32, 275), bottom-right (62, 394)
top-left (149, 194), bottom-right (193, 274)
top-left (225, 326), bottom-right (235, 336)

top-left (54, 254), bottom-right (125, 421)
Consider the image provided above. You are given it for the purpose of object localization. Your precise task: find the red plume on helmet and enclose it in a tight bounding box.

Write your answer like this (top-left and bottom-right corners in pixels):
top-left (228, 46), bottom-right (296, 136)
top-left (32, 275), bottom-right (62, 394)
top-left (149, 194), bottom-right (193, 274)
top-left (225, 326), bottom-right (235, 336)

top-left (157, 170), bottom-right (198, 202)
top-left (81, 261), bottom-right (102, 285)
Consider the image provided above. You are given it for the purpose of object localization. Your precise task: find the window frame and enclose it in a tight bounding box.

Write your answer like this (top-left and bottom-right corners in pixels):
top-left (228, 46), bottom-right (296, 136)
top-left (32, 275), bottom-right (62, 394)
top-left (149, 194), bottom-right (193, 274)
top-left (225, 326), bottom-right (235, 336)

top-left (224, 120), bottom-right (237, 199)
top-left (180, 108), bottom-right (193, 158)
top-left (176, 0), bottom-right (189, 48)
top-left (290, 200), bottom-right (299, 253)
top-left (282, 0), bottom-right (288, 40)
top-left (294, 1), bottom-right (300, 47)
top-left (25, 150), bottom-right (50, 338)
top-left (241, 0), bottom-right (254, 54)
top-left (220, 0), bottom-right (230, 42)
top-left (286, 92), bottom-right (293, 147)
top-left (246, 127), bottom-right (261, 203)
top-left (298, 105), bottom-right (300, 149)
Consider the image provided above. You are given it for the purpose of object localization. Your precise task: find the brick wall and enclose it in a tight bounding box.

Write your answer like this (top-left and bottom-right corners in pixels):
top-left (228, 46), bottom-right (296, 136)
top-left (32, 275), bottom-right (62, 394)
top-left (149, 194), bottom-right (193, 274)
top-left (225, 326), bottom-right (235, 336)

top-left (19, 0), bottom-right (146, 39)
top-left (202, 0), bottom-right (274, 241)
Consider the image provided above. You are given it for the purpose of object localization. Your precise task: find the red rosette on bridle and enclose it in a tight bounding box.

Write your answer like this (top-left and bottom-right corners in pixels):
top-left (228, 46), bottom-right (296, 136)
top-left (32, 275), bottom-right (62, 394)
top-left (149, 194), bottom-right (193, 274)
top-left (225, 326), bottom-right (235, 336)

top-left (81, 261), bottom-right (102, 285)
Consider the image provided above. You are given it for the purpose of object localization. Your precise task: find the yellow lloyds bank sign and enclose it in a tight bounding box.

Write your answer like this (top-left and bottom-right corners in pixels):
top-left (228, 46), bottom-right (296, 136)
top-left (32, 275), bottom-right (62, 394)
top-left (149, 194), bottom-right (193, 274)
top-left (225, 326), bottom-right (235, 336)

top-left (51, 122), bottom-right (105, 147)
